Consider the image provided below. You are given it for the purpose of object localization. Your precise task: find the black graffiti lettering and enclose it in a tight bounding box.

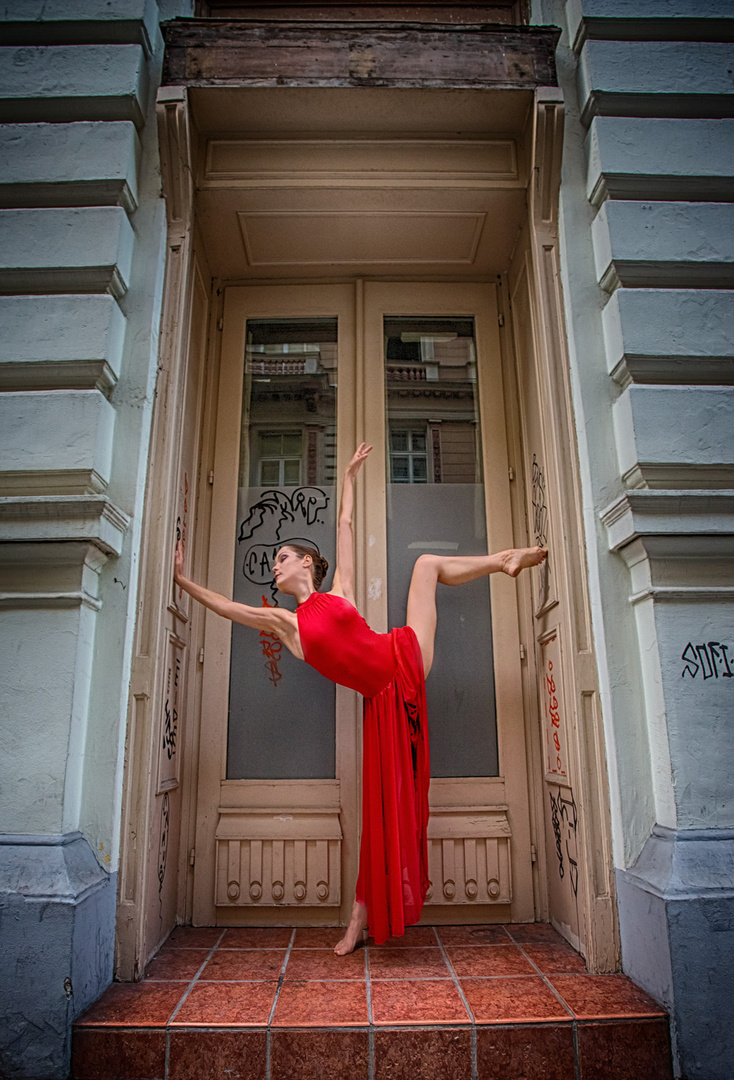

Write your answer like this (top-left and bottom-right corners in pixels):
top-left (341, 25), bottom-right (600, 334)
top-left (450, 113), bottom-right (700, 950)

top-left (239, 487), bottom-right (329, 543)
top-left (163, 699), bottom-right (177, 760)
top-left (683, 641), bottom-right (734, 680)
top-left (157, 792), bottom-right (170, 896)
top-left (681, 642), bottom-right (699, 678)
top-left (697, 644), bottom-right (715, 679)
top-left (566, 844), bottom-right (579, 898)
top-left (549, 786), bottom-right (579, 897)
top-left (531, 455), bottom-right (548, 547)
top-left (549, 791), bottom-right (564, 880)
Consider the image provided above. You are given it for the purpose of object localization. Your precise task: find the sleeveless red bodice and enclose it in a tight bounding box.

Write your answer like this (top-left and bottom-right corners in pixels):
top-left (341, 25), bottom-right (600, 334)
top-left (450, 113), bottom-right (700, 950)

top-left (296, 590), bottom-right (430, 945)
top-left (296, 591), bottom-right (396, 698)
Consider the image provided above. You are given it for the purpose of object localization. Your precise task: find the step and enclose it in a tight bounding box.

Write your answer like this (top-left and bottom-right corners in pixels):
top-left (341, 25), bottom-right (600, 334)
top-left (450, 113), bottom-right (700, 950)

top-left (72, 923), bottom-right (674, 1080)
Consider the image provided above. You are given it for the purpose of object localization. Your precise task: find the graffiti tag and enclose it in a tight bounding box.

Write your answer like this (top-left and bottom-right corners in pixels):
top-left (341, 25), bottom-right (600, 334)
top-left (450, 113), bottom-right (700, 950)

top-left (681, 641), bottom-right (733, 680)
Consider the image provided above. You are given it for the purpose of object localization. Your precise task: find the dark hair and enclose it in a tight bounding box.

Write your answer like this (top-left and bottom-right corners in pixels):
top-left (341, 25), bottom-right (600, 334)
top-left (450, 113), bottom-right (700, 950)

top-left (280, 544), bottom-right (329, 589)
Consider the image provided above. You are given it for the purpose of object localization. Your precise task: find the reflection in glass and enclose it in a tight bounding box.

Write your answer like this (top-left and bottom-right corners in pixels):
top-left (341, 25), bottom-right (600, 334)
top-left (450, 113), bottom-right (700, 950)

top-left (384, 317), bottom-right (498, 778)
top-left (227, 319), bottom-right (338, 780)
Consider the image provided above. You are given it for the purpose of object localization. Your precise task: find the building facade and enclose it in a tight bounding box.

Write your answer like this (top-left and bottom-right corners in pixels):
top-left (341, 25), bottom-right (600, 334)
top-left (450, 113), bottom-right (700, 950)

top-left (0, 1), bottom-right (732, 1078)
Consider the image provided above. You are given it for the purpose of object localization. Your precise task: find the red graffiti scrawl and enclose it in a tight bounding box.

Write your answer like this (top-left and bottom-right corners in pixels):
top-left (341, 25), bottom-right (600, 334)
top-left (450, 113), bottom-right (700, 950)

top-left (259, 595), bottom-right (282, 686)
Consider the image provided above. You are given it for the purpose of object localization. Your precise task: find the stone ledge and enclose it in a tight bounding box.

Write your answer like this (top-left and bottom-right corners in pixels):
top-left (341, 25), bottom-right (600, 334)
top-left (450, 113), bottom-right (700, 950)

top-left (0, 831), bottom-right (111, 903)
top-left (568, 0), bottom-right (734, 51)
top-left (622, 825), bottom-right (734, 901)
top-left (0, 121), bottom-right (140, 213)
top-left (0, 0), bottom-right (159, 57)
top-left (0, 494), bottom-right (130, 555)
top-left (601, 490), bottom-right (734, 552)
top-left (0, 44), bottom-right (149, 128)
top-left (578, 40), bottom-right (734, 125)
top-left (586, 117), bottom-right (734, 207)
top-left (601, 288), bottom-right (734, 387)
top-left (591, 201), bottom-right (734, 292)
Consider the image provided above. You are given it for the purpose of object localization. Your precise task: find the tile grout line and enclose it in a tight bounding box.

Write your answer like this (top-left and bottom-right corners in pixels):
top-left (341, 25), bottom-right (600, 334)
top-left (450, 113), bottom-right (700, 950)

top-left (512, 940), bottom-right (577, 1020)
top-left (572, 1020), bottom-right (581, 1080)
top-left (162, 929), bottom-right (228, 1080)
top-left (433, 927), bottom-right (477, 1080)
top-left (265, 929), bottom-right (296, 1080)
top-left (364, 942), bottom-right (374, 1080)
top-left (167, 929), bottom-right (228, 1027)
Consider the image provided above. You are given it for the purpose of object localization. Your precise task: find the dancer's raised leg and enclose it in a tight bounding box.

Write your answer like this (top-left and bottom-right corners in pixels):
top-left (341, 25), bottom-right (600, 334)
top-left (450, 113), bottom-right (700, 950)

top-left (334, 900), bottom-right (368, 955)
top-left (406, 547), bottom-right (547, 676)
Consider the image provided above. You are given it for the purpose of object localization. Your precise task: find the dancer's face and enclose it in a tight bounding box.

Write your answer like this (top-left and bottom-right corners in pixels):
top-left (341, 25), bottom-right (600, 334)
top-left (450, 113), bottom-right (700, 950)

top-left (273, 546), bottom-right (311, 595)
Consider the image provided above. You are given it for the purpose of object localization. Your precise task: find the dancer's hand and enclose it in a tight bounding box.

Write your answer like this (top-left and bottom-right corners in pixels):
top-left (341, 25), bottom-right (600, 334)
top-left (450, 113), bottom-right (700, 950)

top-left (173, 539), bottom-right (185, 583)
top-left (346, 443), bottom-right (372, 477)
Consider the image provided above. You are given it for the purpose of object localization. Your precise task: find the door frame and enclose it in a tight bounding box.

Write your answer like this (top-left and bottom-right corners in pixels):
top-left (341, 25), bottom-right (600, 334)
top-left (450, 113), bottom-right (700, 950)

top-left (116, 86), bottom-right (619, 980)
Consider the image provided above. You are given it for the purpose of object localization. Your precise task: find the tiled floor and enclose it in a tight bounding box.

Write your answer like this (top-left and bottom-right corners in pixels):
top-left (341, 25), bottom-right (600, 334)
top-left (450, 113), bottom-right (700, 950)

top-left (72, 924), bottom-right (674, 1080)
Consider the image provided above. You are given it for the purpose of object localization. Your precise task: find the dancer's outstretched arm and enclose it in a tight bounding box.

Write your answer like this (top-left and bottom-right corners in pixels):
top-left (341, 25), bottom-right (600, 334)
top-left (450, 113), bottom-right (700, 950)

top-left (173, 541), bottom-right (290, 635)
top-left (330, 443), bottom-right (371, 606)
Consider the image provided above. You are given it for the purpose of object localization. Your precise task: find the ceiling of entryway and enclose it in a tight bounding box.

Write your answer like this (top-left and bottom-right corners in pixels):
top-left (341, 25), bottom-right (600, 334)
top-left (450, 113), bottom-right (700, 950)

top-left (189, 87), bottom-right (534, 280)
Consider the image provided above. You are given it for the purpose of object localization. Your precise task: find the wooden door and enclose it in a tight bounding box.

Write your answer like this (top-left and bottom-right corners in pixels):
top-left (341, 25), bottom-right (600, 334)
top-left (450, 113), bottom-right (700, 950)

top-left (192, 281), bottom-right (534, 927)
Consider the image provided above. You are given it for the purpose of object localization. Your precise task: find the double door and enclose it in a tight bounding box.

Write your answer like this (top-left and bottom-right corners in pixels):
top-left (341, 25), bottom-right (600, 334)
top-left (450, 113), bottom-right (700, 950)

top-left (192, 281), bottom-right (534, 927)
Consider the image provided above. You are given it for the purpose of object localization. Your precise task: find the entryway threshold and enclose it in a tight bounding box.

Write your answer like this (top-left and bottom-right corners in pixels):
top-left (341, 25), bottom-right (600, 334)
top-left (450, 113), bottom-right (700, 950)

top-left (72, 923), bottom-right (673, 1079)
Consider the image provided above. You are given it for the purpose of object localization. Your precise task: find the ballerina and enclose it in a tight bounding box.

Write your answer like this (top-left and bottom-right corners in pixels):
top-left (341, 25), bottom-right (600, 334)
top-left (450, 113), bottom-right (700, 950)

top-left (174, 443), bottom-right (547, 955)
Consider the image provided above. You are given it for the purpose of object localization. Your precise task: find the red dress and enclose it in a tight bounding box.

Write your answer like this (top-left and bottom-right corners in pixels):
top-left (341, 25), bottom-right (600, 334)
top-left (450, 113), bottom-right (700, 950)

top-left (296, 591), bottom-right (430, 944)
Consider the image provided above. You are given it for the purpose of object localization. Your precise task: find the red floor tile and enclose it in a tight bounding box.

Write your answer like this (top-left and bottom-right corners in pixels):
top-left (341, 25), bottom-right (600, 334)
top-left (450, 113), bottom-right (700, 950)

top-left (435, 925), bottom-right (512, 947)
top-left (166, 927), bottom-right (222, 949)
top-left (71, 1028), bottom-right (165, 1080)
top-left (374, 1028), bottom-right (472, 1079)
top-left (577, 1019), bottom-right (674, 1080)
top-left (549, 974), bottom-right (667, 1020)
top-left (272, 980), bottom-right (369, 1026)
top-left (271, 1030), bottom-right (369, 1080)
top-left (75, 983), bottom-right (185, 1027)
top-left (369, 926), bottom-right (438, 947)
top-left (168, 1029), bottom-right (267, 1080)
top-left (200, 948), bottom-right (286, 981)
top-left (369, 946), bottom-right (450, 979)
top-left (445, 944), bottom-right (535, 977)
top-left (291, 927), bottom-right (357, 949)
top-left (171, 982), bottom-right (277, 1027)
top-left (370, 979), bottom-right (471, 1025)
top-left (522, 943), bottom-right (588, 974)
top-left (506, 923), bottom-right (566, 945)
top-left (220, 927), bottom-right (293, 949)
top-left (145, 949), bottom-right (210, 981)
top-left (476, 1023), bottom-right (576, 1080)
top-left (461, 977), bottom-right (572, 1024)
top-left (285, 947), bottom-right (365, 980)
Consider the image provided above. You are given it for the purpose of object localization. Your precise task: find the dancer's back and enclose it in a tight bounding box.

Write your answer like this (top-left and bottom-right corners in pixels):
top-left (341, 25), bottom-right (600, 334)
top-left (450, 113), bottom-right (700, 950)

top-left (296, 591), bottom-right (397, 699)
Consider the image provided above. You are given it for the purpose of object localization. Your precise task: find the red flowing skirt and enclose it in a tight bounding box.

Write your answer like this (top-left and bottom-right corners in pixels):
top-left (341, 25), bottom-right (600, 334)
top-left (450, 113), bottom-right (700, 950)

top-left (355, 625), bottom-right (431, 944)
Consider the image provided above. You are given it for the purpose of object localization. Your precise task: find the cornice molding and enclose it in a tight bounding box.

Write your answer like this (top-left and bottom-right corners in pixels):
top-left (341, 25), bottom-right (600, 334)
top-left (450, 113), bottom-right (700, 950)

top-left (600, 489), bottom-right (734, 553)
top-left (0, 495), bottom-right (130, 556)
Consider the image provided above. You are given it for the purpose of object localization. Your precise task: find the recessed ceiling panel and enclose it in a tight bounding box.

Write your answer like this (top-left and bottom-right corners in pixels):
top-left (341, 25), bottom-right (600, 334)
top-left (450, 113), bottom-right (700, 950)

top-left (237, 210), bottom-right (487, 266)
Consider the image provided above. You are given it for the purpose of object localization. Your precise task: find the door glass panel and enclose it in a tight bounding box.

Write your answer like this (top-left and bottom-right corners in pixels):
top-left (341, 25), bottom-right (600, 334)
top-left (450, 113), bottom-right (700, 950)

top-left (384, 317), bottom-right (498, 777)
top-left (227, 318), bottom-right (338, 779)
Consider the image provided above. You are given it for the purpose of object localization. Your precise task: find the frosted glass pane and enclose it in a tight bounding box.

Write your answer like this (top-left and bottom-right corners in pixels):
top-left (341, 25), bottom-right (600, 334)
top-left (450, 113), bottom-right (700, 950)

top-left (387, 486), bottom-right (498, 778)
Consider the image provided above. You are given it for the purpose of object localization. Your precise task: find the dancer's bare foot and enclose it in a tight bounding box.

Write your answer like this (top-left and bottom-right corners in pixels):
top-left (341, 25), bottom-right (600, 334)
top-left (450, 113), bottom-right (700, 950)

top-left (334, 901), bottom-right (368, 955)
top-left (502, 546), bottom-right (548, 578)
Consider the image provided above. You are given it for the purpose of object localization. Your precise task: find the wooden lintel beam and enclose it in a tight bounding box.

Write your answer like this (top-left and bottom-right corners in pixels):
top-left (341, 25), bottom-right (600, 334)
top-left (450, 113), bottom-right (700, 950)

top-left (162, 20), bottom-right (560, 89)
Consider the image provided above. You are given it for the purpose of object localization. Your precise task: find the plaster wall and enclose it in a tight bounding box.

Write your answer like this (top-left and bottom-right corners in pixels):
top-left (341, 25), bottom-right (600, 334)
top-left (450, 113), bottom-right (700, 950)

top-left (533, 1), bottom-right (734, 1075)
top-left (0, 2), bottom-right (192, 1075)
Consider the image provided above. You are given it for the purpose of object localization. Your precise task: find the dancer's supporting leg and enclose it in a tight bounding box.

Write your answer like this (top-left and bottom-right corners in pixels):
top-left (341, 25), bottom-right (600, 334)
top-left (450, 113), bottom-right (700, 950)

top-left (334, 899), bottom-right (369, 956)
top-left (407, 547), bottom-right (547, 676)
